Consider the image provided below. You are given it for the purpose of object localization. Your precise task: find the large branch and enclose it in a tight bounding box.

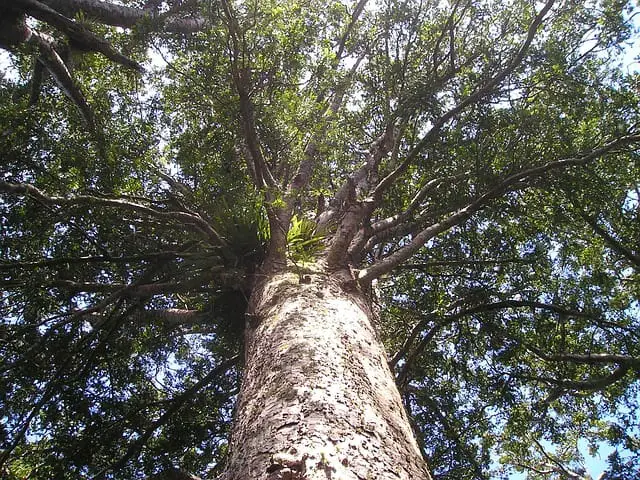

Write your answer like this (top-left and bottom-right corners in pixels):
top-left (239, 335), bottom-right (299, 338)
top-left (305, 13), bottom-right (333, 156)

top-left (27, 29), bottom-right (98, 130)
top-left (0, 181), bottom-right (227, 246)
top-left (13, 0), bottom-right (143, 71)
top-left (324, 127), bottom-right (396, 268)
top-left (358, 133), bottom-right (640, 283)
top-left (39, 0), bottom-right (207, 33)
top-left (289, 0), bottom-right (369, 199)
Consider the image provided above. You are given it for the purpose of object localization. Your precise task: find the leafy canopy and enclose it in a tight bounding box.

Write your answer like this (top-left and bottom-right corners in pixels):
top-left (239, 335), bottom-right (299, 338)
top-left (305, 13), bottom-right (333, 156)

top-left (0, 0), bottom-right (639, 479)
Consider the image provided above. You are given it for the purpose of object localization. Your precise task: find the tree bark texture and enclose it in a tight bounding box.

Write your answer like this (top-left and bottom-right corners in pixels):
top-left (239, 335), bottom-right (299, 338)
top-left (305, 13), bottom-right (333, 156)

top-left (223, 266), bottom-right (431, 480)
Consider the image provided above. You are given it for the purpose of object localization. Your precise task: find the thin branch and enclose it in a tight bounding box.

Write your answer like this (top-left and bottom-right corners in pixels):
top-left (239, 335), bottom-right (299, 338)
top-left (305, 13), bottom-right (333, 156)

top-left (389, 309), bottom-right (437, 369)
top-left (531, 438), bottom-right (587, 480)
top-left (93, 355), bottom-right (240, 480)
top-left (527, 342), bottom-right (640, 369)
top-left (418, 394), bottom-right (488, 480)
top-left (370, 172), bottom-right (471, 236)
top-left (0, 298), bottom-right (133, 468)
top-left (371, 0), bottom-right (557, 202)
top-left (220, 0), bottom-right (276, 191)
top-left (30, 276), bottom-right (222, 295)
top-left (0, 181), bottom-right (227, 246)
top-left (578, 210), bottom-right (640, 268)
top-left (336, 0), bottom-right (368, 61)
top-left (82, 309), bottom-right (209, 328)
top-left (0, 265), bottom-right (171, 377)
top-left (395, 257), bottom-right (537, 270)
top-left (289, 0), bottom-right (369, 197)
top-left (542, 353), bottom-right (640, 366)
top-left (525, 364), bottom-right (633, 403)
top-left (29, 55), bottom-right (46, 104)
top-left (0, 251), bottom-right (186, 270)
top-left (347, 172), bottom-right (470, 260)
top-left (393, 299), bottom-right (604, 380)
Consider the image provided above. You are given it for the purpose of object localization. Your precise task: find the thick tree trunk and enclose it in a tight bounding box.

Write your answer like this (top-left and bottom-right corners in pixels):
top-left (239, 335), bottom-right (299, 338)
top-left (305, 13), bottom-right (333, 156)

top-left (223, 265), bottom-right (431, 480)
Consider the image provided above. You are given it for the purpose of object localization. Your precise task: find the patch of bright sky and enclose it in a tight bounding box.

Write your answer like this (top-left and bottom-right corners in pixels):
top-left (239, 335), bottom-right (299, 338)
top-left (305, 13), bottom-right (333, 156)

top-left (0, 50), bottom-right (19, 81)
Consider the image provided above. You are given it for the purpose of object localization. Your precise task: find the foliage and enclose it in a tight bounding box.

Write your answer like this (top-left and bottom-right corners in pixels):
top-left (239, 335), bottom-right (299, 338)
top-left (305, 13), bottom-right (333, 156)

top-left (286, 214), bottom-right (325, 263)
top-left (0, 0), bottom-right (639, 479)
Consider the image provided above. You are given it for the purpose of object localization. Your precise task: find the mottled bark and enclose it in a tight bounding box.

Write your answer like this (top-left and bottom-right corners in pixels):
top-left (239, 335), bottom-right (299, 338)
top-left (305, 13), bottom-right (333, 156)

top-left (224, 264), bottom-right (431, 480)
top-left (39, 0), bottom-right (207, 33)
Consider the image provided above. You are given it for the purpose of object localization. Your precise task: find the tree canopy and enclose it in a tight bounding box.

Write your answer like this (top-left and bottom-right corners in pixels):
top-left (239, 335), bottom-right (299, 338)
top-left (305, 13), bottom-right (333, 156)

top-left (1, 0), bottom-right (639, 478)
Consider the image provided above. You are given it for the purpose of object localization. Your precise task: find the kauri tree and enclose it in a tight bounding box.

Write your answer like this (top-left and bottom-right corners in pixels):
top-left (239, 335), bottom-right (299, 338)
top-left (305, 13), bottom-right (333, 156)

top-left (0, 0), bottom-right (639, 479)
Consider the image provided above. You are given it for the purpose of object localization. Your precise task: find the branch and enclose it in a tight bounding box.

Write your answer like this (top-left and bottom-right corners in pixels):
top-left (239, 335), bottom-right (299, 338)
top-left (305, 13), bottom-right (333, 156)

top-left (0, 298), bottom-right (136, 468)
top-left (370, 0), bottom-right (557, 202)
top-left (325, 127), bottom-right (396, 268)
top-left (0, 267), bottom-right (170, 381)
top-left (417, 394), bottom-right (487, 480)
top-left (293, 55), bottom-right (366, 195)
top-left (531, 438), bottom-right (588, 480)
top-left (32, 276), bottom-right (219, 296)
top-left (290, 0), bottom-right (370, 198)
top-left (454, 300), bottom-right (598, 319)
top-left (527, 342), bottom-right (640, 370)
top-left (361, 220), bottom-right (419, 256)
top-left (336, 0), bottom-right (368, 61)
top-left (147, 469), bottom-right (202, 480)
top-left (39, 0), bottom-right (207, 33)
top-left (0, 251), bottom-right (186, 270)
top-left (93, 355), bottom-right (240, 480)
top-left (392, 299), bottom-right (603, 382)
top-left (533, 364), bottom-right (635, 412)
top-left (82, 309), bottom-right (209, 328)
top-left (395, 257), bottom-right (537, 270)
top-left (541, 353), bottom-right (640, 366)
top-left (578, 210), bottom-right (640, 268)
top-left (389, 309), bottom-right (437, 369)
top-left (219, 0), bottom-right (276, 192)
top-left (372, 172), bottom-right (471, 236)
top-left (347, 172), bottom-right (470, 260)
top-left (358, 133), bottom-right (640, 282)
top-left (29, 56), bottom-right (46, 104)
top-left (28, 29), bottom-right (97, 131)
top-left (14, 0), bottom-right (143, 71)
top-left (0, 181), bottom-right (227, 246)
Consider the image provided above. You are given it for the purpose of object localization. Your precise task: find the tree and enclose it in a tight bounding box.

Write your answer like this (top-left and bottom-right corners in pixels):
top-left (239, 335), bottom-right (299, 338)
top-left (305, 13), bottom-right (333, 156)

top-left (1, 0), bottom-right (639, 478)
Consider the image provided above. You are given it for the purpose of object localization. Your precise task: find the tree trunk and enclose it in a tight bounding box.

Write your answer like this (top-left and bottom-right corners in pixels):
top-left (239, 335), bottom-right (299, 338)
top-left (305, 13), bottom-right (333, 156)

top-left (223, 265), bottom-right (431, 480)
